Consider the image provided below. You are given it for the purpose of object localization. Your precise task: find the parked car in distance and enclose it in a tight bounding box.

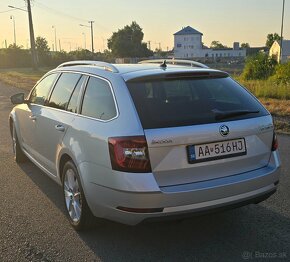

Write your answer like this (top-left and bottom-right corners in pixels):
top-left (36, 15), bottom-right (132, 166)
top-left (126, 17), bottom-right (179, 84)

top-left (9, 59), bottom-right (281, 230)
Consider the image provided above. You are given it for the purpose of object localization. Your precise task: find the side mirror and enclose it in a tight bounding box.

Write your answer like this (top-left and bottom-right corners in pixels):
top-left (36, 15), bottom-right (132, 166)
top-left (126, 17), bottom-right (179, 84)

top-left (10, 93), bottom-right (26, 105)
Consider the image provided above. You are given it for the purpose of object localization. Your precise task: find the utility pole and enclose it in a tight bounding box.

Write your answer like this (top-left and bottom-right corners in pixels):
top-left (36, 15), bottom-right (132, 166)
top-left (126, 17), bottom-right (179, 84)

top-left (59, 39), bottom-right (62, 51)
top-left (89, 21), bottom-right (94, 53)
top-left (26, 0), bottom-right (38, 69)
top-left (280, 0), bottom-right (285, 63)
top-left (80, 21), bottom-right (95, 54)
top-left (10, 15), bottom-right (16, 45)
top-left (52, 26), bottom-right (57, 51)
top-left (148, 41), bottom-right (151, 50)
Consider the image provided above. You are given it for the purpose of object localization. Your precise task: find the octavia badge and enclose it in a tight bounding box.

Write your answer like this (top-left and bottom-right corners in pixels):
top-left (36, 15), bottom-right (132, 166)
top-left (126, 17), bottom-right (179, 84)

top-left (220, 125), bottom-right (229, 137)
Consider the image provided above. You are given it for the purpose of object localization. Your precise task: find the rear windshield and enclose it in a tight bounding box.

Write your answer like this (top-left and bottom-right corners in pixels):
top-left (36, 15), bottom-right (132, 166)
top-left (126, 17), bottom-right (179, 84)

top-left (127, 76), bottom-right (268, 129)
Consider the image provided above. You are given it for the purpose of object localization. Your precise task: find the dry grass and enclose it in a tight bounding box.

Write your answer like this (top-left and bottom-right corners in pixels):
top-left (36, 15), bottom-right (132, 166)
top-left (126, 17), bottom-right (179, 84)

top-left (0, 68), bottom-right (50, 90)
top-left (259, 98), bottom-right (290, 117)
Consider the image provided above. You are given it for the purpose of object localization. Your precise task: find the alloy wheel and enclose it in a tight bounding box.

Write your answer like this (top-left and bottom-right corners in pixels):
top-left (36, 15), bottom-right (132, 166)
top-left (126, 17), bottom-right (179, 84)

top-left (63, 168), bottom-right (82, 222)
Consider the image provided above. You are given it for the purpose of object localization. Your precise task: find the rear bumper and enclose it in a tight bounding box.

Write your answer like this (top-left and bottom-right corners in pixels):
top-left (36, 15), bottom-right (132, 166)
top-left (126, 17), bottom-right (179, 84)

top-left (142, 186), bottom-right (277, 224)
top-left (80, 151), bottom-right (281, 225)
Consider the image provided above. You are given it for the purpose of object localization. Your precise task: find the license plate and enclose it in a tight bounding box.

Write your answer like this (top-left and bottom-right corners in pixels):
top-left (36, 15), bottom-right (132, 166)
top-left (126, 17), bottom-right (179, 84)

top-left (187, 138), bottom-right (247, 164)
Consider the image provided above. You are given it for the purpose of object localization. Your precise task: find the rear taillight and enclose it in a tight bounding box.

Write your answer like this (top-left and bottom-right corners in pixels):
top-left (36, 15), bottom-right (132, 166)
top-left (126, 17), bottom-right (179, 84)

top-left (272, 132), bottom-right (278, 151)
top-left (108, 136), bottom-right (152, 173)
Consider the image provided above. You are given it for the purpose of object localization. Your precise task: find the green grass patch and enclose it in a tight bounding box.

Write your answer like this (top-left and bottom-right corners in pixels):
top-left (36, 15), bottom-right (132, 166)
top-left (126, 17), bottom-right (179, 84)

top-left (237, 78), bottom-right (290, 100)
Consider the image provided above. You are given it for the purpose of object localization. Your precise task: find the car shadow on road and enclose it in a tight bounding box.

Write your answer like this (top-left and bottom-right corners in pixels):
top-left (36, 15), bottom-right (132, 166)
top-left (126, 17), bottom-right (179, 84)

top-left (18, 161), bottom-right (290, 262)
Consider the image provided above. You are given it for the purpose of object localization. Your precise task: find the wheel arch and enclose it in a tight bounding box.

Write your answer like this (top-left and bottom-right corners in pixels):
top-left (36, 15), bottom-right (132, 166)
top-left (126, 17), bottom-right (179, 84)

top-left (8, 111), bottom-right (17, 138)
top-left (58, 153), bottom-right (73, 182)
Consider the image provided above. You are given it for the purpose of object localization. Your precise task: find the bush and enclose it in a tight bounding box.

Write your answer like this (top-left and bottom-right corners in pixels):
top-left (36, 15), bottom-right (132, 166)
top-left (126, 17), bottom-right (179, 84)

top-left (270, 62), bottom-right (290, 85)
top-left (241, 53), bottom-right (277, 80)
top-left (0, 45), bottom-right (31, 68)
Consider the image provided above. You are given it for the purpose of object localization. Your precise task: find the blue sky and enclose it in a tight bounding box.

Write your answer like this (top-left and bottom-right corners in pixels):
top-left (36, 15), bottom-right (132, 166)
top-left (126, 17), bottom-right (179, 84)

top-left (0, 0), bottom-right (289, 51)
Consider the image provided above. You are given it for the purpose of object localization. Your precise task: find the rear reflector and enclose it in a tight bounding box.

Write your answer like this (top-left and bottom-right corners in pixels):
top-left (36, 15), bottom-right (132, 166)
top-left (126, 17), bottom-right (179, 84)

top-left (117, 206), bottom-right (163, 213)
top-left (272, 132), bottom-right (278, 151)
top-left (108, 136), bottom-right (152, 173)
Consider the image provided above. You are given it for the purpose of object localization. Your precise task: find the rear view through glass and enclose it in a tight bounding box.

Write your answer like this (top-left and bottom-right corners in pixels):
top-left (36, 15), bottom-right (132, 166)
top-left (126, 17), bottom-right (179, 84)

top-left (127, 76), bottom-right (268, 129)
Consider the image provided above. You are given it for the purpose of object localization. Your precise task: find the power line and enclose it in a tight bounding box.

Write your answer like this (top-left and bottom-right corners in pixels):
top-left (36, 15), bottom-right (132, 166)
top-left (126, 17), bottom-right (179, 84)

top-left (34, 2), bottom-right (88, 22)
top-left (33, 2), bottom-right (108, 31)
top-left (0, 9), bottom-right (14, 13)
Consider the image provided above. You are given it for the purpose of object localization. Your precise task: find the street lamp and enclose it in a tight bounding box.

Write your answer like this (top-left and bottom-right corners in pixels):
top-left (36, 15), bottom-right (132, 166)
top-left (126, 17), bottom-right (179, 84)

top-left (8, 1), bottom-right (38, 69)
top-left (82, 32), bottom-right (86, 50)
top-left (52, 25), bottom-right (57, 51)
top-left (10, 15), bottom-right (16, 45)
top-left (80, 21), bottom-right (94, 53)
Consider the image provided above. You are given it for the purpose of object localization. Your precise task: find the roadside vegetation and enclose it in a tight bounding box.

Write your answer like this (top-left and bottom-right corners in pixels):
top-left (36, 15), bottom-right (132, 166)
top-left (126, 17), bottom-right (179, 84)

top-left (237, 54), bottom-right (290, 134)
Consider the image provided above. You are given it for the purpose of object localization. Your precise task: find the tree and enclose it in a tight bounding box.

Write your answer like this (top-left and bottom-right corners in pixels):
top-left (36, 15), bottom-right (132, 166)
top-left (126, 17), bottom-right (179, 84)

top-left (107, 21), bottom-right (153, 57)
top-left (35, 36), bottom-right (50, 53)
top-left (210, 40), bottom-right (228, 49)
top-left (35, 36), bottom-right (50, 66)
top-left (241, 43), bottom-right (250, 48)
top-left (266, 33), bottom-right (281, 49)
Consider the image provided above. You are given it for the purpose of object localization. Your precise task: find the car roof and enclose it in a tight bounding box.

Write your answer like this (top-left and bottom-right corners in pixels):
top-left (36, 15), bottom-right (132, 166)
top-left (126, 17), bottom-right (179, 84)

top-left (52, 61), bottom-right (228, 82)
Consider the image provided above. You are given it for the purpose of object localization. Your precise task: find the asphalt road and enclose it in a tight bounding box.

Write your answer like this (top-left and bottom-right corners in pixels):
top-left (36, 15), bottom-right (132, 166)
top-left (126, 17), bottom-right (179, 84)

top-left (0, 82), bottom-right (290, 262)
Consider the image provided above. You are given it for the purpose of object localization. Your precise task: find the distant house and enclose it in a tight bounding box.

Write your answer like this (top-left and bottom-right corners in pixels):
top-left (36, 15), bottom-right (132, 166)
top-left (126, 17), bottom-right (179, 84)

top-left (173, 26), bottom-right (246, 59)
top-left (269, 40), bottom-right (290, 63)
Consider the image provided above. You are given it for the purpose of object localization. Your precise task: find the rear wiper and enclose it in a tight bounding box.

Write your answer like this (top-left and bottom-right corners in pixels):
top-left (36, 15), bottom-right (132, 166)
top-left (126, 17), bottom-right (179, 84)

top-left (212, 109), bottom-right (260, 120)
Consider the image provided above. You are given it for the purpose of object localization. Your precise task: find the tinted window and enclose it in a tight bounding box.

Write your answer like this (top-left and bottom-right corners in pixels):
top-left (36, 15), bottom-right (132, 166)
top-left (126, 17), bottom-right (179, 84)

top-left (81, 77), bottom-right (117, 120)
top-left (127, 77), bottom-right (268, 129)
top-left (67, 76), bottom-right (84, 113)
top-left (47, 73), bottom-right (81, 110)
top-left (30, 73), bottom-right (58, 105)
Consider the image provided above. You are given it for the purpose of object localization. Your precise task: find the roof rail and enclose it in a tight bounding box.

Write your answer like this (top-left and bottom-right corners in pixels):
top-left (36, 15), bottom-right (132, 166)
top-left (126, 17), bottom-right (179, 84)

top-left (139, 59), bottom-right (209, 69)
top-left (57, 60), bottom-right (119, 73)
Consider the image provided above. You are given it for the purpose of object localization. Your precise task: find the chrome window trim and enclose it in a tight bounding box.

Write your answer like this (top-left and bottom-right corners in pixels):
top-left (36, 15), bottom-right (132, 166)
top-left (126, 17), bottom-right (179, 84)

top-left (66, 75), bottom-right (86, 113)
top-left (28, 70), bottom-right (120, 123)
top-left (76, 75), bottom-right (89, 115)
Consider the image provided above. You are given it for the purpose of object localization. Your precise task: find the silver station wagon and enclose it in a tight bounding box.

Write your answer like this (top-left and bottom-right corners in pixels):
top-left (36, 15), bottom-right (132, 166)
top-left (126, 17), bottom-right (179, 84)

top-left (9, 60), bottom-right (281, 230)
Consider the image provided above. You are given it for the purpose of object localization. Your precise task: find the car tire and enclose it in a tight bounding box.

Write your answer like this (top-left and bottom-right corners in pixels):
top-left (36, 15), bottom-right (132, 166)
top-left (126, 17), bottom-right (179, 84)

top-left (12, 123), bottom-right (27, 163)
top-left (62, 160), bottom-right (95, 231)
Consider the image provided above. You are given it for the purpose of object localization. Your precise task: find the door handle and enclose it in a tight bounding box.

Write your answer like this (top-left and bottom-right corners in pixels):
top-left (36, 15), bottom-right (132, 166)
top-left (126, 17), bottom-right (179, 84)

top-left (29, 115), bottom-right (37, 121)
top-left (55, 124), bottom-right (65, 132)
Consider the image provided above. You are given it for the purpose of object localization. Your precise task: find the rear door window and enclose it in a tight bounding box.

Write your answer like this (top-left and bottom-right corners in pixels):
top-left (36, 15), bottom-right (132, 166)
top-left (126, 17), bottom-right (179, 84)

top-left (81, 77), bottom-right (117, 120)
top-left (47, 73), bottom-right (82, 110)
top-left (127, 76), bottom-right (268, 129)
